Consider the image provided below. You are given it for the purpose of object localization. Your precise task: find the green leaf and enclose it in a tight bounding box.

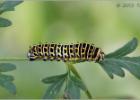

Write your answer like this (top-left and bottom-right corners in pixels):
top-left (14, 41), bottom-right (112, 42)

top-left (43, 78), bottom-right (65, 99)
top-left (106, 38), bottom-right (138, 58)
top-left (42, 72), bottom-right (67, 84)
top-left (0, 74), bottom-right (16, 94)
top-left (0, 1), bottom-right (23, 14)
top-left (99, 59), bottom-right (125, 78)
top-left (121, 57), bottom-right (140, 79)
top-left (0, 74), bottom-right (14, 81)
top-left (65, 77), bottom-right (80, 99)
top-left (0, 17), bottom-right (11, 27)
top-left (0, 63), bottom-right (16, 72)
top-left (99, 57), bottom-right (140, 79)
top-left (70, 75), bottom-right (87, 91)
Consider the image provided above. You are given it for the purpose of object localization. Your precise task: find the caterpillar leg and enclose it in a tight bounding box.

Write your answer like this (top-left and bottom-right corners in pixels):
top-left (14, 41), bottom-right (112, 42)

top-left (29, 57), bottom-right (36, 61)
top-left (43, 56), bottom-right (47, 61)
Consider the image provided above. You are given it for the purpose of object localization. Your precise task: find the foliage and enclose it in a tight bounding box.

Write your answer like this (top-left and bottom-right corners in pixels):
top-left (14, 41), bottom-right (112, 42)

top-left (0, 0), bottom-right (23, 94)
top-left (42, 66), bottom-right (87, 99)
top-left (99, 38), bottom-right (140, 79)
top-left (0, 0), bottom-right (23, 27)
top-left (0, 63), bottom-right (16, 94)
top-left (42, 73), bottom-right (67, 99)
top-left (0, 1), bottom-right (140, 99)
top-left (42, 37), bottom-right (140, 99)
top-left (0, 17), bottom-right (11, 27)
top-left (105, 38), bottom-right (137, 58)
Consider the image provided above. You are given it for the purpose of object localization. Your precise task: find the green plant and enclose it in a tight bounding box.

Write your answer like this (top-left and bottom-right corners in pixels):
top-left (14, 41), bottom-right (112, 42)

top-left (0, 0), bottom-right (22, 94)
top-left (0, 1), bottom-right (140, 99)
top-left (0, 1), bottom-right (23, 27)
top-left (0, 63), bottom-right (16, 94)
top-left (42, 37), bottom-right (140, 99)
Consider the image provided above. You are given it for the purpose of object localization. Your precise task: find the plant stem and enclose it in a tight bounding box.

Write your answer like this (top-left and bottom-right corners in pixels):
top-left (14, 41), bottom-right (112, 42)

top-left (0, 57), bottom-right (28, 61)
top-left (66, 63), bottom-right (93, 99)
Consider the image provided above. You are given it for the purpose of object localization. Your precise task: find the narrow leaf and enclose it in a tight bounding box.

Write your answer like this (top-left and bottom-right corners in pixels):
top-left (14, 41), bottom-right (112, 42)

top-left (0, 1), bottom-right (23, 14)
top-left (65, 78), bottom-right (80, 99)
top-left (106, 38), bottom-right (138, 58)
top-left (121, 57), bottom-right (140, 79)
top-left (0, 74), bottom-right (14, 81)
top-left (43, 78), bottom-right (65, 99)
top-left (122, 57), bottom-right (140, 64)
top-left (0, 17), bottom-right (11, 27)
top-left (0, 63), bottom-right (16, 72)
top-left (99, 61), bottom-right (114, 79)
top-left (99, 57), bottom-right (140, 79)
top-left (70, 75), bottom-right (87, 91)
top-left (0, 76), bottom-right (16, 94)
top-left (42, 72), bottom-right (67, 84)
top-left (99, 59), bottom-right (125, 78)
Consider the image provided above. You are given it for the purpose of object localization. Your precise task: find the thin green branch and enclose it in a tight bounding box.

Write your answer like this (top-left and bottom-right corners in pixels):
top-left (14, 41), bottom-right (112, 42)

top-left (0, 57), bottom-right (28, 61)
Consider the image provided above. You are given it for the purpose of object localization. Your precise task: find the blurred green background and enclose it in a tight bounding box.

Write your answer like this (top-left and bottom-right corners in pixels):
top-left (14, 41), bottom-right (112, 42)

top-left (0, 1), bottom-right (140, 99)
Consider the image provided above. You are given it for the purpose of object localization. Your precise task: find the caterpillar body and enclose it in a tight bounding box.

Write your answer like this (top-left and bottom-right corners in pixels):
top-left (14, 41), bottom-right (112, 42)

top-left (27, 43), bottom-right (105, 62)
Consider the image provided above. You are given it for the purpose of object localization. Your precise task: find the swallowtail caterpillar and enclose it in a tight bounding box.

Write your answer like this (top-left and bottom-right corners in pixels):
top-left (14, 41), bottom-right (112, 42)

top-left (27, 43), bottom-right (105, 62)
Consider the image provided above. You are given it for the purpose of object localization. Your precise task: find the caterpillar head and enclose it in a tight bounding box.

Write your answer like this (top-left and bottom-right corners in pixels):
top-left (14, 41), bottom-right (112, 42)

top-left (99, 49), bottom-right (105, 61)
top-left (27, 46), bottom-right (38, 61)
top-left (95, 48), bottom-right (105, 62)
